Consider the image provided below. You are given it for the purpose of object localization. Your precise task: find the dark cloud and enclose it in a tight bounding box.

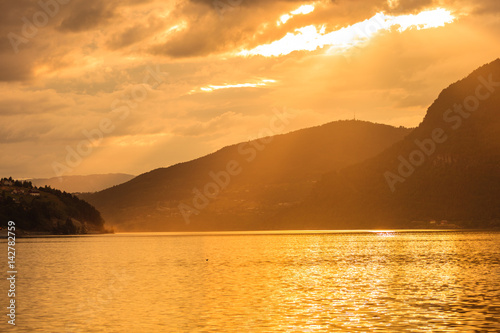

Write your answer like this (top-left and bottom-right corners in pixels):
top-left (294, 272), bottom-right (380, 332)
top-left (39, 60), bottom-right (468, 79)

top-left (56, 0), bottom-right (155, 33)
top-left (386, 0), bottom-right (434, 14)
top-left (470, 0), bottom-right (500, 14)
top-left (150, 0), bottom-right (330, 58)
top-left (106, 15), bottom-right (166, 50)
top-left (57, 0), bottom-right (116, 32)
top-left (0, 54), bottom-right (34, 81)
top-left (0, 1), bottom-right (47, 80)
top-left (149, 0), bottom-right (408, 59)
top-left (0, 0), bottom-right (37, 27)
top-left (150, 2), bottom-right (243, 58)
top-left (190, 0), bottom-right (315, 8)
top-left (3, 0), bottom-right (491, 82)
top-left (0, 0), bottom-right (154, 81)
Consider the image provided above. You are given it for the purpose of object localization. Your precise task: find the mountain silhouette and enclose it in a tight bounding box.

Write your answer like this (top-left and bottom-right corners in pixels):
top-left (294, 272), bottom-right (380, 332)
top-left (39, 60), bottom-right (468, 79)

top-left (84, 120), bottom-right (410, 231)
top-left (281, 59), bottom-right (500, 230)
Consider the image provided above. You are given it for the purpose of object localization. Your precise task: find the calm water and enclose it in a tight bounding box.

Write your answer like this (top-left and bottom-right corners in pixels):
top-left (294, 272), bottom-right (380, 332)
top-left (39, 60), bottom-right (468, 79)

top-left (1, 230), bottom-right (500, 332)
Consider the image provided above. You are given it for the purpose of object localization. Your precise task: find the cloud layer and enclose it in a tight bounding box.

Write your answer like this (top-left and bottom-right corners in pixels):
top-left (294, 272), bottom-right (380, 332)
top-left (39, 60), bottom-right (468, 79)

top-left (1, 0), bottom-right (500, 178)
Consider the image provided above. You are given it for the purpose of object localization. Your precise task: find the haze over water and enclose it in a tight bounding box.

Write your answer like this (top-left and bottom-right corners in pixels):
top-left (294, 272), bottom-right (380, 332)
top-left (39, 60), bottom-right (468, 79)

top-left (1, 230), bottom-right (499, 332)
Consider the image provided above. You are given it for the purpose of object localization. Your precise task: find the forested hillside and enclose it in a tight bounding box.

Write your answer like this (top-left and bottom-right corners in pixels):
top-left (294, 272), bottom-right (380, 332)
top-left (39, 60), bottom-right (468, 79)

top-left (0, 177), bottom-right (107, 234)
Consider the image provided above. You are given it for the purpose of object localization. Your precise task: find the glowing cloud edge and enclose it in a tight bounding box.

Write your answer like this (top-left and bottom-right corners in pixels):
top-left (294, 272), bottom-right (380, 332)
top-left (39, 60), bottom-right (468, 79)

top-left (242, 8), bottom-right (456, 57)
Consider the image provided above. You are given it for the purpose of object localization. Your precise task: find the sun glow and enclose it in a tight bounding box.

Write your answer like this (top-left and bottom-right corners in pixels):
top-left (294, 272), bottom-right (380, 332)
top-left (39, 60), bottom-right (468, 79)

top-left (195, 79), bottom-right (276, 93)
top-left (280, 14), bottom-right (292, 24)
top-left (277, 4), bottom-right (315, 26)
top-left (112, 133), bottom-right (170, 147)
top-left (291, 4), bottom-right (315, 15)
top-left (244, 8), bottom-right (455, 57)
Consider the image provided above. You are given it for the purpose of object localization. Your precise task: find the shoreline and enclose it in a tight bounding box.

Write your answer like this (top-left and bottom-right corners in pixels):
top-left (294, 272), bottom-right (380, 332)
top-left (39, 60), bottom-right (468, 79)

top-left (2, 228), bottom-right (499, 239)
top-left (0, 229), bottom-right (113, 238)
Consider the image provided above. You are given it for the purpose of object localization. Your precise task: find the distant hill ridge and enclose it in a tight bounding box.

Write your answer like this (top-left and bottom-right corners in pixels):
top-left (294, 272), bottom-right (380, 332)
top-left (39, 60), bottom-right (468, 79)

top-left (84, 120), bottom-right (411, 231)
top-left (30, 173), bottom-right (135, 193)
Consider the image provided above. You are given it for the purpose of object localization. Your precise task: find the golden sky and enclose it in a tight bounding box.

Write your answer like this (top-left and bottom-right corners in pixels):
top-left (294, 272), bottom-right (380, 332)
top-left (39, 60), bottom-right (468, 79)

top-left (1, 0), bottom-right (500, 178)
